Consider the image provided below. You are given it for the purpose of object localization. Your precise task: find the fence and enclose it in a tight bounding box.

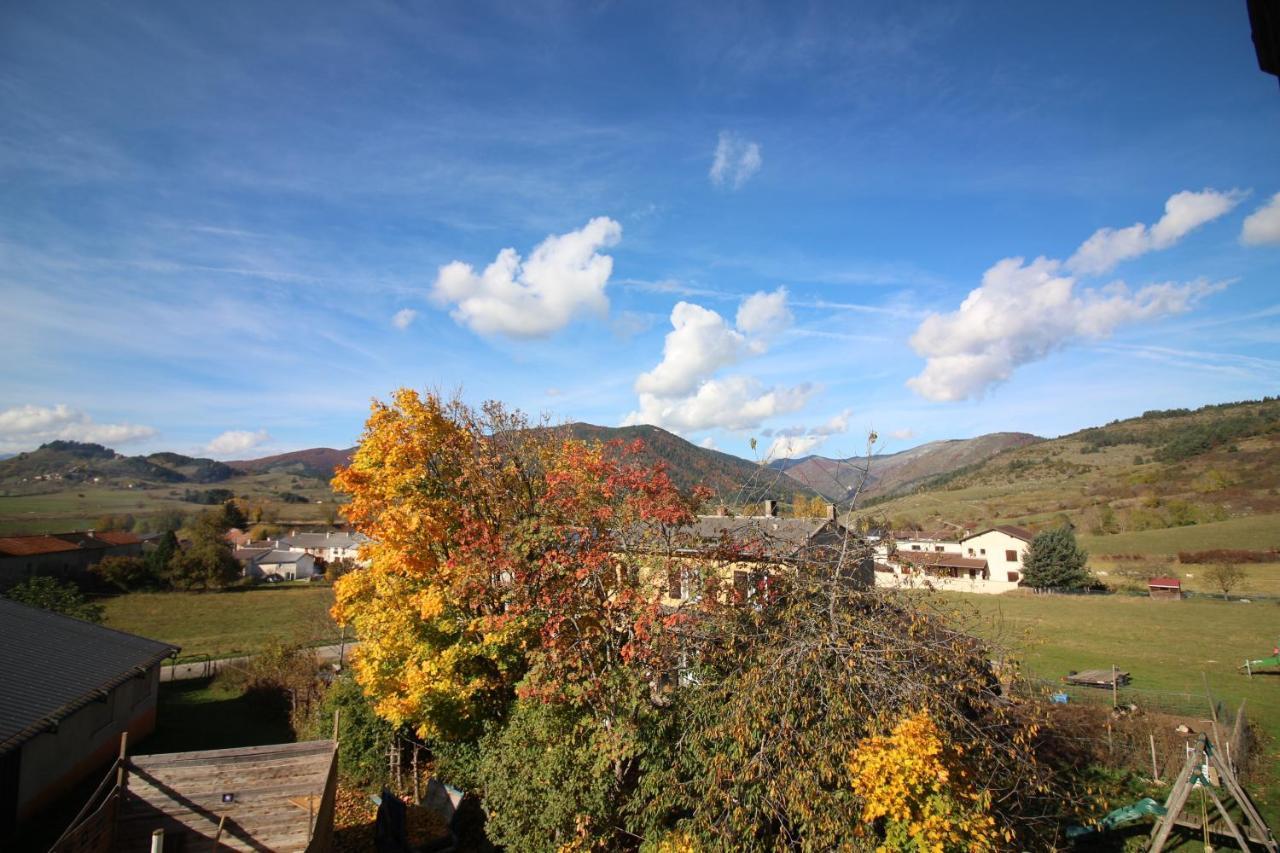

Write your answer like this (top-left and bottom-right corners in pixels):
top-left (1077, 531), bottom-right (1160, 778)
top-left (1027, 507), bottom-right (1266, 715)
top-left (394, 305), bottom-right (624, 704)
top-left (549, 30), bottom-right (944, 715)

top-left (1015, 677), bottom-right (1255, 785)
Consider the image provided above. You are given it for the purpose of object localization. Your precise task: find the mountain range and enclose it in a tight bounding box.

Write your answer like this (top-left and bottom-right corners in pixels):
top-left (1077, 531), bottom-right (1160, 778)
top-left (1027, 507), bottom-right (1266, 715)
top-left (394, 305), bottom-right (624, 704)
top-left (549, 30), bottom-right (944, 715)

top-left (1, 426), bottom-right (1040, 508)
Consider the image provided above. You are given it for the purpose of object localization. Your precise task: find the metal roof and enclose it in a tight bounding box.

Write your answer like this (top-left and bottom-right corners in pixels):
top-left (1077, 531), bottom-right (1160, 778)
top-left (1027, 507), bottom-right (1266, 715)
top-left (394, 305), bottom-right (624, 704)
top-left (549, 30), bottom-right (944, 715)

top-left (280, 532), bottom-right (368, 549)
top-left (0, 599), bottom-right (179, 754)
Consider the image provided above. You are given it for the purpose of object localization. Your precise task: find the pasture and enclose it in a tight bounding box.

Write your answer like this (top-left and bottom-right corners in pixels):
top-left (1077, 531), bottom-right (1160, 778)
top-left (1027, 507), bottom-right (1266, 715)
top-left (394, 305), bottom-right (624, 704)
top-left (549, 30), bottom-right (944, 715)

top-left (100, 584), bottom-right (340, 661)
top-left (934, 590), bottom-right (1280, 825)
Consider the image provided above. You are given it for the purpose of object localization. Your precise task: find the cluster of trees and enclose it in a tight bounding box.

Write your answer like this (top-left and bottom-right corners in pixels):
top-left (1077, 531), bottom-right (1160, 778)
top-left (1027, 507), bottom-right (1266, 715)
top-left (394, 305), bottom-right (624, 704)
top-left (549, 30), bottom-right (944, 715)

top-left (330, 390), bottom-right (1100, 850)
top-left (94, 507), bottom-right (189, 534)
top-left (92, 500), bottom-right (244, 592)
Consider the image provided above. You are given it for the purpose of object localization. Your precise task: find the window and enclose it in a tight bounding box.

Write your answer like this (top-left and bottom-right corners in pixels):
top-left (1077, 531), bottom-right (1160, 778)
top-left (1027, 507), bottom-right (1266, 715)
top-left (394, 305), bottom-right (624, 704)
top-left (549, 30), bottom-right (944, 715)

top-left (979, 548), bottom-right (986, 555)
top-left (934, 545), bottom-right (944, 552)
top-left (1005, 550), bottom-right (1018, 562)
top-left (911, 544), bottom-right (921, 551)
top-left (733, 570), bottom-right (749, 597)
top-left (967, 548), bottom-right (975, 556)
top-left (1007, 571), bottom-right (1020, 583)
top-left (667, 567), bottom-right (683, 599)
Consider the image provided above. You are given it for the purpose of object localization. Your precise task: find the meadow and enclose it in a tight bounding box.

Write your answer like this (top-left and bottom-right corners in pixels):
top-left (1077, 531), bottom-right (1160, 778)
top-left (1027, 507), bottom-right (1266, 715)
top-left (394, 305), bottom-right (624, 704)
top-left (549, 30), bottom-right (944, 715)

top-left (0, 471), bottom-right (339, 535)
top-left (934, 590), bottom-right (1280, 826)
top-left (100, 584), bottom-right (340, 661)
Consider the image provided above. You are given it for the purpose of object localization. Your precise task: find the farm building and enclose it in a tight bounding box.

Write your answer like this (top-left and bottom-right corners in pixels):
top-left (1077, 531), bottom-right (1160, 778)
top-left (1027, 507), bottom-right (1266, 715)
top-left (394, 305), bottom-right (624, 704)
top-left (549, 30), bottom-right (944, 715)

top-left (1148, 577), bottom-right (1184, 600)
top-left (51, 740), bottom-right (339, 852)
top-left (0, 599), bottom-right (177, 838)
top-left (0, 530), bottom-right (143, 590)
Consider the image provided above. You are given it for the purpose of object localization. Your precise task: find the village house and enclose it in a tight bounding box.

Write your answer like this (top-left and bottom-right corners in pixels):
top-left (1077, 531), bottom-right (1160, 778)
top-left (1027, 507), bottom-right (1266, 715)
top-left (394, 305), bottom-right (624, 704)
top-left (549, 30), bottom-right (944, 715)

top-left (875, 524), bottom-right (1034, 594)
top-left (0, 530), bottom-right (144, 590)
top-left (234, 545), bottom-right (318, 581)
top-left (0, 599), bottom-right (178, 838)
top-left (280, 530), bottom-right (370, 564)
top-left (657, 500), bottom-right (873, 607)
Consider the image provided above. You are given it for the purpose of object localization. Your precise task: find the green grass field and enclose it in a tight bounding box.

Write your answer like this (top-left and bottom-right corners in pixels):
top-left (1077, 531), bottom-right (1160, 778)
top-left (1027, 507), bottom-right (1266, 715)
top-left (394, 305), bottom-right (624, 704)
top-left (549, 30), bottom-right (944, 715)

top-left (100, 585), bottom-right (339, 660)
top-left (934, 590), bottom-right (1280, 828)
top-left (0, 471), bottom-right (339, 535)
top-left (1079, 512), bottom-right (1280, 556)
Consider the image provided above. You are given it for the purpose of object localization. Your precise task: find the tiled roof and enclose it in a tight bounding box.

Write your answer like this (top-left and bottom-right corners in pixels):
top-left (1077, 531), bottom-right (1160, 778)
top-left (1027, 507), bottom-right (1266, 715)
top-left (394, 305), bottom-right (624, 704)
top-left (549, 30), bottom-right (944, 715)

top-left (86, 530), bottom-right (142, 546)
top-left (1148, 577), bottom-right (1182, 588)
top-left (899, 552), bottom-right (989, 571)
top-left (280, 532), bottom-right (368, 549)
top-left (961, 525), bottom-right (1034, 543)
top-left (0, 535), bottom-right (81, 557)
top-left (0, 599), bottom-right (178, 754)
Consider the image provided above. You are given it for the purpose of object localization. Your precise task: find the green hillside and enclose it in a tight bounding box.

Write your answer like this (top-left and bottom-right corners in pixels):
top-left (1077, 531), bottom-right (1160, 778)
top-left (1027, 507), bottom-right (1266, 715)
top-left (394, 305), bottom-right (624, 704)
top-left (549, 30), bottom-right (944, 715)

top-left (856, 398), bottom-right (1280, 557)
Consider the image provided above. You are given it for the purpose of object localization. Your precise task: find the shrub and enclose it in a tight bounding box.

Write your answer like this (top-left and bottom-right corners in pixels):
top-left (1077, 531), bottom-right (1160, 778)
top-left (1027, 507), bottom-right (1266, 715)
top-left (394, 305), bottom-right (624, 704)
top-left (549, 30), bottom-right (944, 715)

top-left (4, 576), bottom-right (104, 622)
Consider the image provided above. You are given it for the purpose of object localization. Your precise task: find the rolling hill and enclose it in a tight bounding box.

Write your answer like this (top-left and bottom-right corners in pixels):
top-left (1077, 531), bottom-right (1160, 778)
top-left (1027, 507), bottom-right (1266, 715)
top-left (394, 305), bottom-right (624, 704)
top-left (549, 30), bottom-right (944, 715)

top-left (0, 442), bottom-right (235, 485)
top-left (227, 447), bottom-right (355, 479)
top-left (854, 398), bottom-right (1280, 556)
top-left (771, 432), bottom-right (1042, 502)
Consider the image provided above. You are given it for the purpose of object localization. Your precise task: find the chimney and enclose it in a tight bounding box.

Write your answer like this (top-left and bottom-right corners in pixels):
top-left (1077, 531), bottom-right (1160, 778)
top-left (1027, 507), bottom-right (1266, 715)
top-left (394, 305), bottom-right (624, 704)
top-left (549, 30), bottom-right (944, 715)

top-left (826, 503), bottom-right (838, 521)
top-left (763, 499), bottom-right (778, 518)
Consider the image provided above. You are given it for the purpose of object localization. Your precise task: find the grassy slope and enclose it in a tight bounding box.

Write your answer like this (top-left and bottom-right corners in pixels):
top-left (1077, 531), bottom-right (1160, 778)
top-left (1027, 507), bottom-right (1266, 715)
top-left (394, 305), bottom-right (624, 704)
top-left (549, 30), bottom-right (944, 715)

top-left (935, 591), bottom-right (1280, 824)
top-left (858, 400), bottom-right (1280, 557)
top-left (0, 471), bottom-right (339, 534)
top-left (100, 585), bottom-right (339, 660)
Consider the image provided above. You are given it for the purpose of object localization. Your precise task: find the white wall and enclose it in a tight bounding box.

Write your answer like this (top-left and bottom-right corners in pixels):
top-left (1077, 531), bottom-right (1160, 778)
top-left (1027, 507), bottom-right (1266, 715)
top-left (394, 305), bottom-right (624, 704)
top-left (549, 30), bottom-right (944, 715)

top-left (959, 531), bottom-right (1029, 584)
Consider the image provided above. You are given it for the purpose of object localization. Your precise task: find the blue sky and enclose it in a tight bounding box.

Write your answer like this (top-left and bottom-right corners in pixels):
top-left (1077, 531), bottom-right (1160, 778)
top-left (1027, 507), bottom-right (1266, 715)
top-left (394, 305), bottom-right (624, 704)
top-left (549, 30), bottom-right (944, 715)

top-left (2, 1), bottom-right (1279, 461)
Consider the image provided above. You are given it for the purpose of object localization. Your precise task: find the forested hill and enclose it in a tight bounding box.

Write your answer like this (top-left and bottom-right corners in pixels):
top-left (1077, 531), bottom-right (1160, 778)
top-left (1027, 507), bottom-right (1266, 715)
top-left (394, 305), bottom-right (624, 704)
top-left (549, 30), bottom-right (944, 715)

top-left (0, 441), bottom-right (235, 485)
top-left (227, 447), bottom-right (356, 479)
top-left (564, 423), bottom-right (818, 505)
top-left (855, 398), bottom-right (1280, 549)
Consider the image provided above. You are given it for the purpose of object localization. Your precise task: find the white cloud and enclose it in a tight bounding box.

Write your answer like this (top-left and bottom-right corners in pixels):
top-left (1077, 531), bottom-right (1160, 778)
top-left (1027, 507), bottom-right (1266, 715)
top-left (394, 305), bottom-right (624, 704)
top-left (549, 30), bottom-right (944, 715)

top-left (204, 429), bottom-right (271, 457)
top-left (760, 408), bottom-right (852, 459)
top-left (766, 434), bottom-right (825, 460)
top-left (430, 217), bottom-right (622, 338)
top-left (635, 288), bottom-right (789, 397)
top-left (1241, 192), bottom-right (1280, 246)
top-left (889, 428), bottom-right (916, 441)
top-left (709, 132), bottom-right (763, 189)
top-left (625, 376), bottom-right (816, 432)
top-left (1066, 189), bottom-right (1245, 276)
top-left (699, 436), bottom-right (718, 450)
top-left (624, 289), bottom-right (809, 432)
top-left (0, 404), bottom-right (156, 453)
top-left (907, 255), bottom-right (1223, 401)
top-left (391, 308), bottom-right (417, 330)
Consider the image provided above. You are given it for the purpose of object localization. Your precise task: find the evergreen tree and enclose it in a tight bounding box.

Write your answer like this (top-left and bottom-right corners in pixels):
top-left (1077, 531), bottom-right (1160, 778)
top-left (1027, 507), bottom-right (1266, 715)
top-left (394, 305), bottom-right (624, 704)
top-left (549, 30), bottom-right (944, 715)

top-left (1020, 526), bottom-right (1092, 589)
top-left (147, 530), bottom-right (179, 578)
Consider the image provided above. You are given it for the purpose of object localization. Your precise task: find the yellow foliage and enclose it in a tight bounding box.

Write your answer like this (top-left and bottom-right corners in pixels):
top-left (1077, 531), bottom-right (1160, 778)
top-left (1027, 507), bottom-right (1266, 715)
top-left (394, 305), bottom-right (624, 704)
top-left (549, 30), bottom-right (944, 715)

top-left (848, 711), bottom-right (999, 852)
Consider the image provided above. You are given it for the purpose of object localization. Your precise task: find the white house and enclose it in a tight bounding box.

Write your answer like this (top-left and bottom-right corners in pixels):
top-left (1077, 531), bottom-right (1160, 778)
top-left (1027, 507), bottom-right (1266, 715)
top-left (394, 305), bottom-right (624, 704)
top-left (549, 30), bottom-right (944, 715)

top-left (957, 525), bottom-right (1034, 585)
top-left (235, 547), bottom-right (317, 581)
top-left (279, 531), bottom-right (370, 565)
top-left (873, 524), bottom-right (1034, 595)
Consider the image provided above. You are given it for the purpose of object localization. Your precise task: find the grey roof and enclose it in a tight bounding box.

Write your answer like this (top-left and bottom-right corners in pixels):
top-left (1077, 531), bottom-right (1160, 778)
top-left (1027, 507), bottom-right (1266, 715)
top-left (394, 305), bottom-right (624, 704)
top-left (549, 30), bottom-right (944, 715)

top-left (683, 515), bottom-right (843, 558)
top-left (259, 550), bottom-right (309, 565)
top-left (0, 598), bottom-right (178, 754)
top-left (281, 532), bottom-right (368, 549)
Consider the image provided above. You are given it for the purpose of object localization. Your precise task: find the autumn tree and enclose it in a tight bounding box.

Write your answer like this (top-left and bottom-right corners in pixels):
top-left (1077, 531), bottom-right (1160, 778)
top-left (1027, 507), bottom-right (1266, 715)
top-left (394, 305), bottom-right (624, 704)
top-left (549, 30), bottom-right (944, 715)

top-left (333, 389), bottom-right (1093, 850)
top-left (1207, 562), bottom-right (1246, 600)
top-left (166, 511), bottom-right (240, 590)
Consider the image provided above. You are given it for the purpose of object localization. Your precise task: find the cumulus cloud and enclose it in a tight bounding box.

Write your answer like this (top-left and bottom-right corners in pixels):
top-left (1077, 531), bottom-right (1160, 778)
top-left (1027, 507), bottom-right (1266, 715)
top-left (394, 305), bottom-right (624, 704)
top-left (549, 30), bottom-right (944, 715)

top-left (635, 288), bottom-right (790, 397)
top-left (889, 428), bottom-right (917, 441)
top-left (624, 289), bottom-right (810, 432)
top-left (430, 217), bottom-right (622, 338)
top-left (907, 255), bottom-right (1223, 401)
top-left (1066, 189), bottom-right (1245, 276)
top-left (391, 308), bottom-right (417, 330)
top-left (626, 375), bottom-right (816, 432)
top-left (0, 404), bottom-right (156, 453)
top-left (709, 132), bottom-right (763, 189)
top-left (699, 436), bottom-right (718, 450)
top-left (204, 429), bottom-right (271, 457)
top-left (1241, 191), bottom-right (1280, 245)
top-left (760, 409), bottom-right (852, 459)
